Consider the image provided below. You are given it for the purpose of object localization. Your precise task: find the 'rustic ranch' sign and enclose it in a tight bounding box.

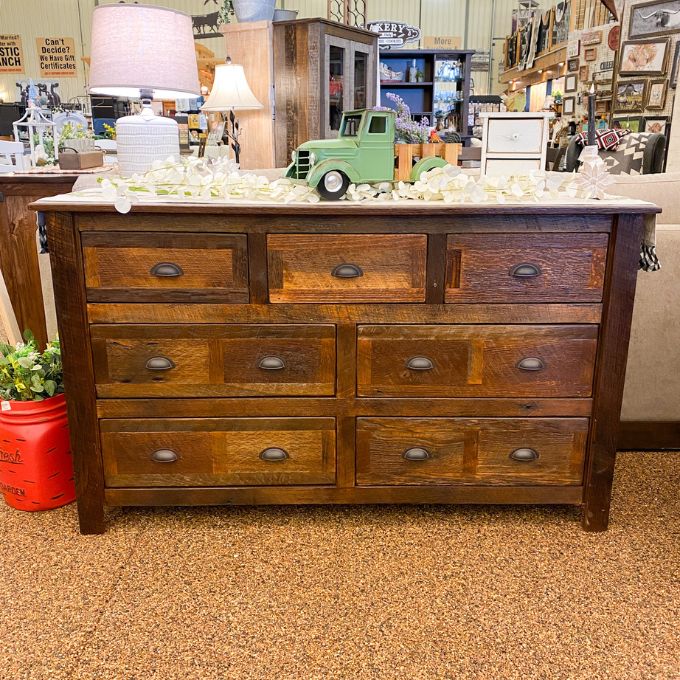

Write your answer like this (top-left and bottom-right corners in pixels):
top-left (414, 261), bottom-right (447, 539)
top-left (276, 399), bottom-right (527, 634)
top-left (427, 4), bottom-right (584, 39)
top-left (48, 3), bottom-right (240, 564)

top-left (36, 37), bottom-right (77, 77)
top-left (366, 21), bottom-right (421, 49)
top-left (0, 35), bottom-right (24, 73)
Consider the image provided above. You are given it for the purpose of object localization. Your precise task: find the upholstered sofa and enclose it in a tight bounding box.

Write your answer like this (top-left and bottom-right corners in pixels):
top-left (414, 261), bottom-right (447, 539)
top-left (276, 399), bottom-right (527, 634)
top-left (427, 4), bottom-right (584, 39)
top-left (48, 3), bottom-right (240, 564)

top-left (613, 172), bottom-right (680, 447)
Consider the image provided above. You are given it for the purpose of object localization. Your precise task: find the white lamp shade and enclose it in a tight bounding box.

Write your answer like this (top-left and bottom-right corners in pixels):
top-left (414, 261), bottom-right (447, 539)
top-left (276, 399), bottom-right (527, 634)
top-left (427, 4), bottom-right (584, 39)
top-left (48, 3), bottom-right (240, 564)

top-left (89, 3), bottom-right (199, 99)
top-left (201, 62), bottom-right (263, 111)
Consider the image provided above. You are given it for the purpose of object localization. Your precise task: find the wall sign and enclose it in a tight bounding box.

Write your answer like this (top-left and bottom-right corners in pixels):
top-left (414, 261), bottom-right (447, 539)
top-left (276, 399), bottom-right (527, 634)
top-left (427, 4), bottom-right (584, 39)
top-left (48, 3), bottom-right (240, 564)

top-left (600, 60), bottom-right (614, 71)
top-left (0, 35), bottom-right (24, 73)
top-left (423, 36), bottom-right (461, 50)
top-left (366, 21), bottom-right (421, 49)
top-left (36, 37), bottom-right (76, 78)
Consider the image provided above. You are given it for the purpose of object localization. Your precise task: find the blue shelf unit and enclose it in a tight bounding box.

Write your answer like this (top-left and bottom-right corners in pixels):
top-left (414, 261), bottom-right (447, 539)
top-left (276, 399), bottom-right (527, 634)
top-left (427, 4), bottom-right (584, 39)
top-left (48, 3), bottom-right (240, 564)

top-left (379, 49), bottom-right (475, 142)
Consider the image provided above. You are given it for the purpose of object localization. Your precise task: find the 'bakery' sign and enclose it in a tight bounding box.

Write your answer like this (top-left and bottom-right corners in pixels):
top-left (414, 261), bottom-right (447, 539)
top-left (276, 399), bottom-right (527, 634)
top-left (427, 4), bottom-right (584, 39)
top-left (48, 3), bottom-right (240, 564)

top-left (366, 20), bottom-right (421, 49)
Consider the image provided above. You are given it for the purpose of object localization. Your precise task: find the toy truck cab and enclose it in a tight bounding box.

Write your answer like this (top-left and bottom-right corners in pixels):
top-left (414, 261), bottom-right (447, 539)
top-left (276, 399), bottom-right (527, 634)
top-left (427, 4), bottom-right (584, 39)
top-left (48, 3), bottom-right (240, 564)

top-left (286, 109), bottom-right (397, 200)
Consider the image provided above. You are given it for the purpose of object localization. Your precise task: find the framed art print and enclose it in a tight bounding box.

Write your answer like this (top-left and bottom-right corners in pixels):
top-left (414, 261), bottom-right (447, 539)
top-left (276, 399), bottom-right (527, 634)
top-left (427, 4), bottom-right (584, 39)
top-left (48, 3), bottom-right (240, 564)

top-left (646, 79), bottom-right (667, 109)
top-left (584, 47), bottom-right (597, 61)
top-left (582, 30), bottom-right (602, 46)
top-left (579, 65), bottom-right (589, 81)
top-left (562, 96), bottom-right (575, 115)
top-left (567, 58), bottom-right (579, 71)
top-left (628, 0), bottom-right (680, 39)
top-left (671, 41), bottom-right (680, 88)
top-left (619, 38), bottom-right (670, 76)
top-left (566, 40), bottom-right (580, 58)
top-left (613, 117), bottom-right (644, 133)
top-left (565, 74), bottom-right (578, 92)
top-left (614, 80), bottom-right (647, 113)
top-left (643, 116), bottom-right (669, 134)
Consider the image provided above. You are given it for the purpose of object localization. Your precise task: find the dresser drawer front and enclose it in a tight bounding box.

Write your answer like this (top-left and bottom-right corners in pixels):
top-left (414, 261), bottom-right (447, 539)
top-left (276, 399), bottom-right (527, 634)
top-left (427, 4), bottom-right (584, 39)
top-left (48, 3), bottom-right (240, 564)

top-left (82, 233), bottom-right (248, 303)
top-left (357, 325), bottom-right (597, 398)
top-left (356, 417), bottom-right (587, 486)
top-left (101, 417), bottom-right (336, 487)
top-left (446, 233), bottom-right (608, 303)
top-left (91, 324), bottom-right (336, 397)
top-left (267, 234), bottom-right (427, 303)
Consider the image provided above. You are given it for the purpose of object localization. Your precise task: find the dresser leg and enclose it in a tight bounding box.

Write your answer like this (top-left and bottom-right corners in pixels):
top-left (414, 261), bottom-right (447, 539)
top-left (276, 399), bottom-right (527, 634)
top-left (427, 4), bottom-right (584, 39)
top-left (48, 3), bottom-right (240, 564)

top-left (581, 484), bottom-right (612, 532)
top-left (77, 499), bottom-right (106, 535)
top-left (581, 214), bottom-right (644, 533)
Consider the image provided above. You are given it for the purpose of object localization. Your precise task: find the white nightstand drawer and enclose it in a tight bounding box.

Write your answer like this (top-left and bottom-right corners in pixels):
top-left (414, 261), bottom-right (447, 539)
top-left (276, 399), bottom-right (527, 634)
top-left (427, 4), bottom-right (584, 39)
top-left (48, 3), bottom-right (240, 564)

top-left (486, 117), bottom-right (546, 154)
top-left (484, 158), bottom-right (543, 175)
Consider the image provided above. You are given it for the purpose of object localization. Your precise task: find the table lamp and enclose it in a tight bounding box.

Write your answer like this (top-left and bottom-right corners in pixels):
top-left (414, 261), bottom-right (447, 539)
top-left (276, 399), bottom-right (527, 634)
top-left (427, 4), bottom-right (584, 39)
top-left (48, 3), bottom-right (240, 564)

top-left (201, 58), bottom-right (263, 165)
top-left (88, 3), bottom-right (200, 176)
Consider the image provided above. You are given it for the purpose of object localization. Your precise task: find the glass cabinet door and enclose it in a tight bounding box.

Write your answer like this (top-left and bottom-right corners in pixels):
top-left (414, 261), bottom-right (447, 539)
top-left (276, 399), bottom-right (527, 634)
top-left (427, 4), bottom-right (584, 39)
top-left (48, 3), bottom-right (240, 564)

top-left (327, 40), bottom-right (346, 137)
top-left (353, 50), bottom-right (368, 109)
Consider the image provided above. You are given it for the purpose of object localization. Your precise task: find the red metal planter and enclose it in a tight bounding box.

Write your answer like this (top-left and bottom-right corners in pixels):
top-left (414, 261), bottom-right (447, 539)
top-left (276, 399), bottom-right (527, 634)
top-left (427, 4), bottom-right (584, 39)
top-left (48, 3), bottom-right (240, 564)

top-left (0, 393), bottom-right (75, 511)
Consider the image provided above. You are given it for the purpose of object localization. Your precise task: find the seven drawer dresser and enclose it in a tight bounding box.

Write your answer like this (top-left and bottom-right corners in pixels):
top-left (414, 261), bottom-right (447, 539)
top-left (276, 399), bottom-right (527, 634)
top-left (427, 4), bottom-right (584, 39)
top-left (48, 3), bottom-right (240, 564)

top-left (35, 199), bottom-right (659, 534)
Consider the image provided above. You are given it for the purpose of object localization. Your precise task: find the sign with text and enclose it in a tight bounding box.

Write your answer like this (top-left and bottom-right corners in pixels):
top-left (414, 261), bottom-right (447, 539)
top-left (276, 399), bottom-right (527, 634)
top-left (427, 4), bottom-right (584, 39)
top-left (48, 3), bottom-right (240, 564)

top-left (36, 37), bottom-right (76, 77)
top-left (366, 21), bottom-right (421, 49)
top-left (423, 36), bottom-right (461, 50)
top-left (0, 35), bottom-right (24, 73)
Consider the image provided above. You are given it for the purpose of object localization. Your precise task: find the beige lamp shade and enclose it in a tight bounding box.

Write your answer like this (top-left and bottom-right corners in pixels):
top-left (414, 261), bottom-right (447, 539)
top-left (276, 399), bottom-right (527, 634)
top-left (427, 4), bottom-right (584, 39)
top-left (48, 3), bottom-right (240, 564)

top-left (89, 3), bottom-right (200, 99)
top-left (201, 61), bottom-right (263, 111)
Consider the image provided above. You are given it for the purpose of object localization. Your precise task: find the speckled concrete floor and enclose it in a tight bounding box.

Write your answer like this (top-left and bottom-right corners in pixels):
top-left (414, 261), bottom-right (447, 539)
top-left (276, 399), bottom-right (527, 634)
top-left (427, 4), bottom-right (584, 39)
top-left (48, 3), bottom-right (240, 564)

top-left (1, 451), bottom-right (678, 680)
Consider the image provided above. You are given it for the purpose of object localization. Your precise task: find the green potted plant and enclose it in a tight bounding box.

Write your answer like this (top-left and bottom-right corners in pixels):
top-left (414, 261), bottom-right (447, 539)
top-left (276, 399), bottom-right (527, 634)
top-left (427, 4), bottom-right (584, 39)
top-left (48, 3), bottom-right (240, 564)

top-left (0, 334), bottom-right (75, 511)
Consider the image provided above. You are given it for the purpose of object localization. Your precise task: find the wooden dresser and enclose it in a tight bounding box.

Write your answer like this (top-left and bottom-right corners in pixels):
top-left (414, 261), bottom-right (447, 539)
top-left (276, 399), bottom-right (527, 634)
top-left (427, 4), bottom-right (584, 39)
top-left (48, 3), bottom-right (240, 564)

top-left (36, 200), bottom-right (659, 534)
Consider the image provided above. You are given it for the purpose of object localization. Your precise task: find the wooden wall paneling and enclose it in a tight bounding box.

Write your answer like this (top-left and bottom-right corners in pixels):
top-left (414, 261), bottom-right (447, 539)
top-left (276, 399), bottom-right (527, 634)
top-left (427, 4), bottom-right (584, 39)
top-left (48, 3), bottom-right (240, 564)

top-left (583, 214), bottom-right (645, 531)
top-left (220, 21), bottom-right (275, 170)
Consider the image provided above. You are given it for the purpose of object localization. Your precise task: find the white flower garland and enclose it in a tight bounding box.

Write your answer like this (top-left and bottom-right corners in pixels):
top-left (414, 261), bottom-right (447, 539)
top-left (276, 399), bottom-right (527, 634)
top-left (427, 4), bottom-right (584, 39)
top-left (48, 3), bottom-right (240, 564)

top-left (72, 155), bottom-right (613, 213)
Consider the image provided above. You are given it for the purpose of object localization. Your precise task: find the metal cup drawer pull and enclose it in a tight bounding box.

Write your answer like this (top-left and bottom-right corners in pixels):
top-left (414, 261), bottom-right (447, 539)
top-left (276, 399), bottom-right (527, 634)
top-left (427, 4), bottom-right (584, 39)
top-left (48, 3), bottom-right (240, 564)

top-left (331, 263), bottom-right (363, 279)
top-left (403, 447), bottom-right (430, 461)
top-left (145, 356), bottom-right (176, 371)
top-left (150, 448), bottom-right (179, 463)
top-left (258, 356), bottom-right (286, 371)
top-left (509, 447), bottom-right (539, 462)
top-left (510, 263), bottom-right (542, 278)
top-left (150, 262), bottom-right (183, 278)
top-left (516, 357), bottom-right (545, 372)
top-left (406, 356), bottom-right (434, 371)
top-left (259, 447), bottom-right (289, 462)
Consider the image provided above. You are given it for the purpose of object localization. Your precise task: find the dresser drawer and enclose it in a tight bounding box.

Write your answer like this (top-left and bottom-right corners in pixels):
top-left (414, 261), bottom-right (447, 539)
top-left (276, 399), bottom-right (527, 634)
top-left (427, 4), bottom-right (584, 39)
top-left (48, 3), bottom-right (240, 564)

top-left (357, 325), bottom-right (597, 398)
top-left (82, 233), bottom-right (248, 303)
top-left (101, 417), bottom-right (336, 487)
top-left (267, 234), bottom-right (427, 303)
top-left (445, 233), bottom-right (608, 303)
top-left (91, 324), bottom-right (336, 397)
top-left (356, 417), bottom-right (588, 486)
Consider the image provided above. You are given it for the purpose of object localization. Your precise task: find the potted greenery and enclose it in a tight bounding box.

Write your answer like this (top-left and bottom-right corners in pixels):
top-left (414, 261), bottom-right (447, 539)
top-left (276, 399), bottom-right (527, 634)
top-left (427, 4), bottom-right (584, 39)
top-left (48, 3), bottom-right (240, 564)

top-left (0, 334), bottom-right (75, 511)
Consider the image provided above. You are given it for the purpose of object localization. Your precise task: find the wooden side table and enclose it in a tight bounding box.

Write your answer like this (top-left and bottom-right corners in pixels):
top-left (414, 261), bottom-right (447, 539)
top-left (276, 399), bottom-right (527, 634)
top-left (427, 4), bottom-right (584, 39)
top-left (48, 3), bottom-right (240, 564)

top-left (0, 174), bottom-right (78, 348)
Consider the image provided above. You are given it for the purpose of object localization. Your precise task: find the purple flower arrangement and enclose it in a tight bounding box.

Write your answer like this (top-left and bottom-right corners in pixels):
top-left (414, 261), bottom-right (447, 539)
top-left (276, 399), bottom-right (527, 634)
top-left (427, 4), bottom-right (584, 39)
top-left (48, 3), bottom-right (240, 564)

top-left (378, 93), bottom-right (431, 144)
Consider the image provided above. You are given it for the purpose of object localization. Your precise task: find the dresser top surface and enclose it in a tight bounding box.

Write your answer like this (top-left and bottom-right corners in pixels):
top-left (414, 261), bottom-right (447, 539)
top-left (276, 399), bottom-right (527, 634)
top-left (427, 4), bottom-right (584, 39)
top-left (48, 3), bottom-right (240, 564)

top-left (32, 193), bottom-right (660, 215)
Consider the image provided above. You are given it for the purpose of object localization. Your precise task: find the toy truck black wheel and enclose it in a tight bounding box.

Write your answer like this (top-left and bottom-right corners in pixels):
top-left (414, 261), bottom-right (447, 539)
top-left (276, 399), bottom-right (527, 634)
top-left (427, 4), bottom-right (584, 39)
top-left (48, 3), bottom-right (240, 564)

top-left (317, 170), bottom-right (350, 200)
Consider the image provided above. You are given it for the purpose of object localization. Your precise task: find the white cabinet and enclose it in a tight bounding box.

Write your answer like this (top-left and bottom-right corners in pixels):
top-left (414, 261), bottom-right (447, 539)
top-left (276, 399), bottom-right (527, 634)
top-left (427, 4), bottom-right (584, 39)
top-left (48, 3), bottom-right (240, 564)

top-left (480, 112), bottom-right (553, 176)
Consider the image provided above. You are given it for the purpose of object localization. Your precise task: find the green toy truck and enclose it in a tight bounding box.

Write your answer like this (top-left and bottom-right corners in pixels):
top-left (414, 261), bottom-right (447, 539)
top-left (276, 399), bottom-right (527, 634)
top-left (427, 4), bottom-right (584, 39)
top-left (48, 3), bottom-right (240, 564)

top-left (285, 109), bottom-right (457, 200)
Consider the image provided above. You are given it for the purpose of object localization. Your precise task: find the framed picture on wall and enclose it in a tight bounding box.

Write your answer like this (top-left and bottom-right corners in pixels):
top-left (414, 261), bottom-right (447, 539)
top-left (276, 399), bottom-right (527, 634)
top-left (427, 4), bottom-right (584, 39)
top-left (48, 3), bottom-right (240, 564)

top-left (567, 58), bottom-right (579, 71)
top-left (582, 30), bottom-right (602, 46)
top-left (628, 0), bottom-right (680, 39)
top-left (613, 116), bottom-right (644, 133)
top-left (643, 116), bottom-right (669, 134)
top-left (614, 80), bottom-right (647, 112)
top-left (619, 38), bottom-right (670, 76)
top-left (584, 48), bottom-right (598, 61)
top-left (671, 41), bottom-right (680, 88)
top-left (567, 40), bottom-right (580, 58)
top-left (565, 74), bottom-right (578, 92)
top-left (579, 65), bottom-right (590, 81)
top-left (562, 96), bottom-right (575, 115)
top-left (646, 79), bottom-right (668, 109)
